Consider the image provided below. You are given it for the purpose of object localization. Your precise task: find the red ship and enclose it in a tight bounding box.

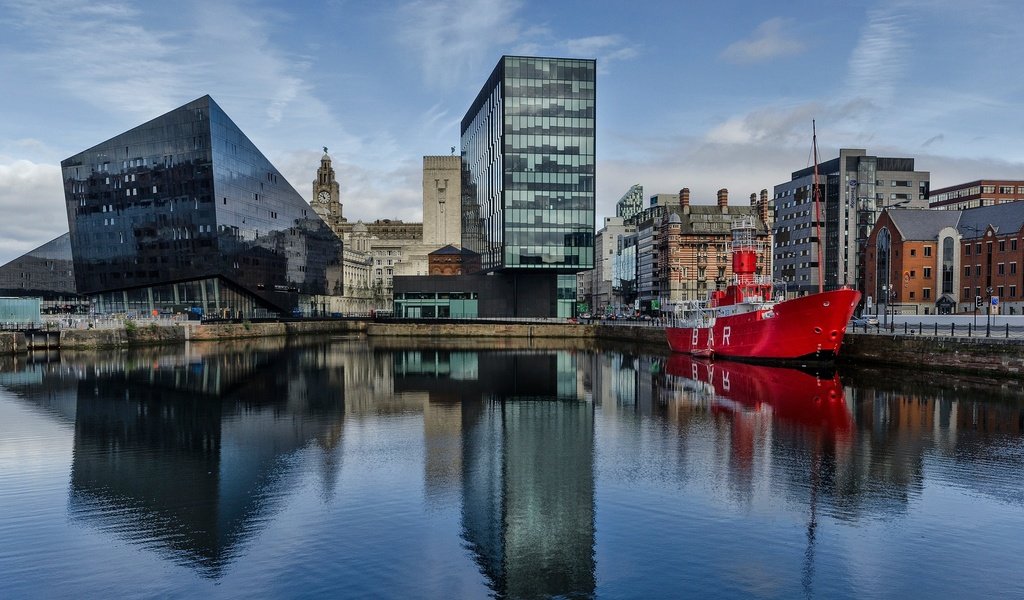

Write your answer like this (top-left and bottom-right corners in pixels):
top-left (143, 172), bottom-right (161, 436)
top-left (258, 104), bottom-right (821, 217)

top-left (665, 218), bottom-right (861, 361)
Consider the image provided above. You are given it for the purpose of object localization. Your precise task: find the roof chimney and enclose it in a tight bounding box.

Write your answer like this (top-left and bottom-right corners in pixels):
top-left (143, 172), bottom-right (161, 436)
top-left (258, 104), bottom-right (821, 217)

top-left (717, 188), bottom-right (728, 208)
top-left (750, 193), bottom-right (757, 206)
top-left (759, 189), bottom-right (770, 223)
top-left (679, 188), bottom-right (690, 207)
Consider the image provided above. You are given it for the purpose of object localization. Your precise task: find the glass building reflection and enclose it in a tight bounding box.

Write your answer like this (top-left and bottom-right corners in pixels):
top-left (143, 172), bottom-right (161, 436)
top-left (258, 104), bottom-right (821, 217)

top-left (7, 341), bottom-right (347, 576)
top-left (394, 349), bottom-right (596, 599)
top-left (61, 95), bottom-right (343, 318)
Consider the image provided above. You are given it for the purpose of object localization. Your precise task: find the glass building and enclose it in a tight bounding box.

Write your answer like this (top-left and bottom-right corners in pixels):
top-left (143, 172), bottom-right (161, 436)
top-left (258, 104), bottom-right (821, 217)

top-left (460, 56), bottom-right (595, 317)
top-left (61, 95), bottom-right (343, 318)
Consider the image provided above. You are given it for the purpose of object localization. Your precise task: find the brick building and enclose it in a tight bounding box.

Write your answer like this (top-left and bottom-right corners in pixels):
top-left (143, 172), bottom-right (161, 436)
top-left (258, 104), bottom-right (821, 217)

top-left (929, 180), bottom-right (1024, 210)
top-left (865, 202), bottom-right (1024, 316)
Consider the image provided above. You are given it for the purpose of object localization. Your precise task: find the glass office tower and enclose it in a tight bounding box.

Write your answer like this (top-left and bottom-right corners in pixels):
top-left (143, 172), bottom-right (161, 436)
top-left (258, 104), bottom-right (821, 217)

top-left (461, 56), bottom-right (595, 317)
top-left (61, 95), bottom-right (343, 318)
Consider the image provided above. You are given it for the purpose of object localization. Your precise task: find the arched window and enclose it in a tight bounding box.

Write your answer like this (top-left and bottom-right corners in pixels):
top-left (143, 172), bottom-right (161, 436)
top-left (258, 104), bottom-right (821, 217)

top-left (876, 227), bottom-right (892, 304)
top-left (941, 236), bottom-right (954, 295)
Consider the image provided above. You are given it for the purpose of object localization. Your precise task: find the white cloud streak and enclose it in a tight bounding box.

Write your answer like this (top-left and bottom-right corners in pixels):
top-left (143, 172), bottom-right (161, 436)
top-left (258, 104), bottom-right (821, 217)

top-left (720, 18), bottom-right (805, 64)
top-left (0, 160), bottom-right (67, 265)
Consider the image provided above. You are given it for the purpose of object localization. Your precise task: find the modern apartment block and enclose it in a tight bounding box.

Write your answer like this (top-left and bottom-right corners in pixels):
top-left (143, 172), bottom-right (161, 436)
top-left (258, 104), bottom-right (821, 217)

top-left (460, 55), bottom-right (596, 317)
top-left (928, 180), bottom-right (1024, 210)
top-left (61, 95), bottom-right (344, 318)
top-left (615, 184), bottom-right (643, 221)
top-left (773, 149), bottom-right (929, 296)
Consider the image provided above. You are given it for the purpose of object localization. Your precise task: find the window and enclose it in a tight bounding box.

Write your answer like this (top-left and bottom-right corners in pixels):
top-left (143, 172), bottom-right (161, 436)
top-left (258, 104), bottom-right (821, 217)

top-left (1012, 285), bottom-right (1018, 298)
top-left (923, 288), bottom-right (931, 300)
top-left (1012, 263), bottom-right (1017, 275)
top-left (975, 265), bottom-right (982, 276)
top-left (924, 246), bottom-right (932, 257)
top-left (1013, 239), bottom-right (1019, 251)
top-left (966, 245), bottom-right (971, 256)
top-left (998, 263), bottom-right (1005, 275)
top-left (998, 286), bottom-right (1004, 298)
top-left (909, 291), bottom-right (915, 299)
top-left (999, 240), bottom-right (1006, 251)
top-left (910, 270), bottom-right (916, 278)
top-left (910, 249), bottom-right (917, 256)
top-left (924, 267), bottom-right (932, 278)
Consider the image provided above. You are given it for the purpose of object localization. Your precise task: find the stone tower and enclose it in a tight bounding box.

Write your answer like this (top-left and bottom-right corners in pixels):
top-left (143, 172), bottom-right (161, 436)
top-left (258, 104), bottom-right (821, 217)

top-left (312, 148), bottom-right (345, 234)
top-left (422, 155), bottom-right (462, 248)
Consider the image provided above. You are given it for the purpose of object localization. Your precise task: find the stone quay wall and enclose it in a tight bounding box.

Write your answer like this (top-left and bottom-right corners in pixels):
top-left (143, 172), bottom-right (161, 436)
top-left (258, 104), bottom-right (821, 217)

top-left (6, 321), bottom-right (1024, 378)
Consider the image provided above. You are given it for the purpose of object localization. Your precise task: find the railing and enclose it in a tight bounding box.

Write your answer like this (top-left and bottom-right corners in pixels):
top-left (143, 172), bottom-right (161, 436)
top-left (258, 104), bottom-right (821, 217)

top-left (848, 319), bottom-right (1024, 339)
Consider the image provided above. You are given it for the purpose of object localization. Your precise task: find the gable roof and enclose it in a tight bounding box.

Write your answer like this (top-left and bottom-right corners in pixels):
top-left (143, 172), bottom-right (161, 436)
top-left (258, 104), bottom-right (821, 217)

top-left (887, 209), bottom-right (960, 240)
top-left (958, 201), bottom-right (1024, 239)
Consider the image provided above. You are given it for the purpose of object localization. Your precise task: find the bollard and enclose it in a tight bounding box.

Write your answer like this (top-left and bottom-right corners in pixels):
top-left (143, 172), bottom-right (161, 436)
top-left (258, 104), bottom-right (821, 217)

top-left (951, 322), bottom-right (954, 337)
top-left (1007, 323), bottom-right (1010, 339)
top-left (904, 322), bottom-right (908, 334)
top-left (934, 322), bottom-right (938, 336)
top-left (969, 323), bottom-right (972, 337)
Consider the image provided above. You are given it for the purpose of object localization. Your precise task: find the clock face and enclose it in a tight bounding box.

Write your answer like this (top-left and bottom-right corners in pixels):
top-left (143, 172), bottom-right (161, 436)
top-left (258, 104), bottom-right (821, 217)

top-left (318, 191), bottom-right (330, 203)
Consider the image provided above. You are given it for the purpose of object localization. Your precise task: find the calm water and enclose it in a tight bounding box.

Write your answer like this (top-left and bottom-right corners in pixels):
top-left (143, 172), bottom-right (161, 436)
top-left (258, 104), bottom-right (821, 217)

top-left (1, 337), bottom-right (1022, 599)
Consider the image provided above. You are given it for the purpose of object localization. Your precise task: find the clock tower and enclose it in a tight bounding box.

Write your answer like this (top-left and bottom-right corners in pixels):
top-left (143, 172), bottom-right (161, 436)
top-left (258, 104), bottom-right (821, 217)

top-left (312, 147), bottom-right (345, 234)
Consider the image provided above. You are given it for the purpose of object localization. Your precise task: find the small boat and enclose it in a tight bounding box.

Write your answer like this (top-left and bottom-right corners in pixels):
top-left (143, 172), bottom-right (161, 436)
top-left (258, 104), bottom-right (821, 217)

top-left (665, 218), bottom-right (861, 361)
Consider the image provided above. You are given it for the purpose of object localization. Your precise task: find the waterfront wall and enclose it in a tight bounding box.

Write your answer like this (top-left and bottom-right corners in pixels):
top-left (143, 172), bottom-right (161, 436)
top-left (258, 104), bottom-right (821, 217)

top-left (7, 321), bottom-right (1024, 378)
top-left (840, 333), bottom-right (1024, 376)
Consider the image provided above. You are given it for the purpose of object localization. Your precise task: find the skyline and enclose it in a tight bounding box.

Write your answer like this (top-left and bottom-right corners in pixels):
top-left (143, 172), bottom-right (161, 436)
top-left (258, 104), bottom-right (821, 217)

top-left (1, 0), bottom-right (1022, 265)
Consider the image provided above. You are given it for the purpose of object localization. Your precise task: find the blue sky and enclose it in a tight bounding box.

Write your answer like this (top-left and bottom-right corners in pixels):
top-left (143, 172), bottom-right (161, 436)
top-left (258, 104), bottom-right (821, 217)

top-left (1, 0), bottom-right (1022, 265)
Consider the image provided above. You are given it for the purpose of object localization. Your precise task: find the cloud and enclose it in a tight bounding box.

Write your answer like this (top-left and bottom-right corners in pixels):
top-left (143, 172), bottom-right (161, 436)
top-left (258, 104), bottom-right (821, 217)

top-left (843, 6), bottom-right (912, 106)
top-left (564, 35), bottom-right (639, 64)
top-left (3, 0), bottom-right (340, 133)
top-left (720, 18), bottom-right (805, 64)
top-left (395, 0), bottom-right (525, 88)
top-left (0, 160), bottom-right (67, 266)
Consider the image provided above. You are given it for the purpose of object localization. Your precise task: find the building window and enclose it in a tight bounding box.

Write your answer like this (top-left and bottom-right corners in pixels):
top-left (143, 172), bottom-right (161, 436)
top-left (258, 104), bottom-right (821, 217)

top-left (910, 248), bottom-right (917, 257)
top-left (1013, 239), bottom-right (1019, 251)
top-left (1011, 285), bottom-right (1018, 297)
top-left (1012, 262), bottom-right (1017, 275)
top-left (924, 267), bottom-right (932, 279)
top-left (998, 263), bottom-right (1005, 275)
top-left (924, 246), bottom-right (932, 257)
top-left (923, 288), bottom-right (931, 300)
top-left (999, 240), bottom-right (1006, 251)
top-left (964, 287), bottom-right (970, 299)
top-left (975, 265), bottom-right (982, 276)
top-left (997, 286), bottom-right (1004, 298)
top-left (909, 291), bottom-right (915, 299)
top-left (966, 245), bottom-right (971, 256)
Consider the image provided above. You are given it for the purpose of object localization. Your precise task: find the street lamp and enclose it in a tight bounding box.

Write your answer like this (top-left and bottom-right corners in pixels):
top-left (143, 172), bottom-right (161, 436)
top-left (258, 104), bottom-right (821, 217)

top-left (986, 286), bottom-right (993, 337)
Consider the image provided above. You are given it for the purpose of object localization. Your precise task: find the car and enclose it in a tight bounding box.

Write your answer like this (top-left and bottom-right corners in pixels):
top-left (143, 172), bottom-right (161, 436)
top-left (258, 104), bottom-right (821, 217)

top-left (850, 316), bottom-right (879, 327)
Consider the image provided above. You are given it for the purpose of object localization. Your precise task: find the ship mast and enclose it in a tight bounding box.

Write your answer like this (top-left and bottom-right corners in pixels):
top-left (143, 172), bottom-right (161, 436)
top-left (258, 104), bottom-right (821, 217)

top-left (812, 120), bottom-right (824, 294)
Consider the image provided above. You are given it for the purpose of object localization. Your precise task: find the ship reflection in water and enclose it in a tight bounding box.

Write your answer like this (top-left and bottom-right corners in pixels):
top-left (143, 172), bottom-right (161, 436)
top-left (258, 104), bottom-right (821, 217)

top-left (1, 341), bottom-right (1023, 598)
top-left (664, 355), bottom-right (852, 434)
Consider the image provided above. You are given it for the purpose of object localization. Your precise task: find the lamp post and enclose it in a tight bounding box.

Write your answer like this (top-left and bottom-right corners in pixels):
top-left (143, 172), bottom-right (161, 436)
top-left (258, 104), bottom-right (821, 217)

top-left (986, 286), bottom-right (993, 337)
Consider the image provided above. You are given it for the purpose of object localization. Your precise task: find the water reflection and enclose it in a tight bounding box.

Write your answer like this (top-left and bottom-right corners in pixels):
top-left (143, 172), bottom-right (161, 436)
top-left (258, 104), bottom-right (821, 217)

top-left (394, 350), bottom-right (596, 599)
top-left (2, 342), bottom-right (1024, 597)
top-left (3, 340), bottom-right (348, 577)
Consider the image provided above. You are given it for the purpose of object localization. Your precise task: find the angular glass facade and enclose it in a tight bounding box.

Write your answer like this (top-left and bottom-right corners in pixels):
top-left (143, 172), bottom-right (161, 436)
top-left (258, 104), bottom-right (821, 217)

top-left (461, 56), bottom-right (595, 273)
top-left (61, 96), bottom-right (342, 318)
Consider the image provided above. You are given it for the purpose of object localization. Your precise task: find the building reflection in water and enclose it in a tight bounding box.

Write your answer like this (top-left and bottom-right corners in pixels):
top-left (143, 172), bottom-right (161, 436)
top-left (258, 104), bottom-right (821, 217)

top-left (394, 349), bottom-right (596, 600)
top-left (56, 340), bottom-right (347, 577)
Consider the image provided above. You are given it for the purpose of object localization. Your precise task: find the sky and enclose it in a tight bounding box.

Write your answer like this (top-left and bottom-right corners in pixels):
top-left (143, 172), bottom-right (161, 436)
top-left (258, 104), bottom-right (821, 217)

top-left (1, 0), bottom-right (1022, 265)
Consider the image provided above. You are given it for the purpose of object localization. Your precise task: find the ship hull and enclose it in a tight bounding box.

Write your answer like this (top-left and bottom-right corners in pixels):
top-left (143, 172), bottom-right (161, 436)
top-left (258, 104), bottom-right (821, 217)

top-left (665, 289), bottom-right (861, 360)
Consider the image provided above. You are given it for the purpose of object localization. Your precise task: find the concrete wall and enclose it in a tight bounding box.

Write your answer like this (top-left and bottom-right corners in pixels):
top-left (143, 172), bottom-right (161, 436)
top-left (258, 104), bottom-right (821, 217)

top-left (840, 333), bottom-right (1024, 376)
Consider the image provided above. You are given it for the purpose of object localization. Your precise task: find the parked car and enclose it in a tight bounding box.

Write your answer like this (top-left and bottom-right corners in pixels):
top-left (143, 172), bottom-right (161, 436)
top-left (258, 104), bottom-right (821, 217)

top-left (850, 316), bottom-right (879, 326)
